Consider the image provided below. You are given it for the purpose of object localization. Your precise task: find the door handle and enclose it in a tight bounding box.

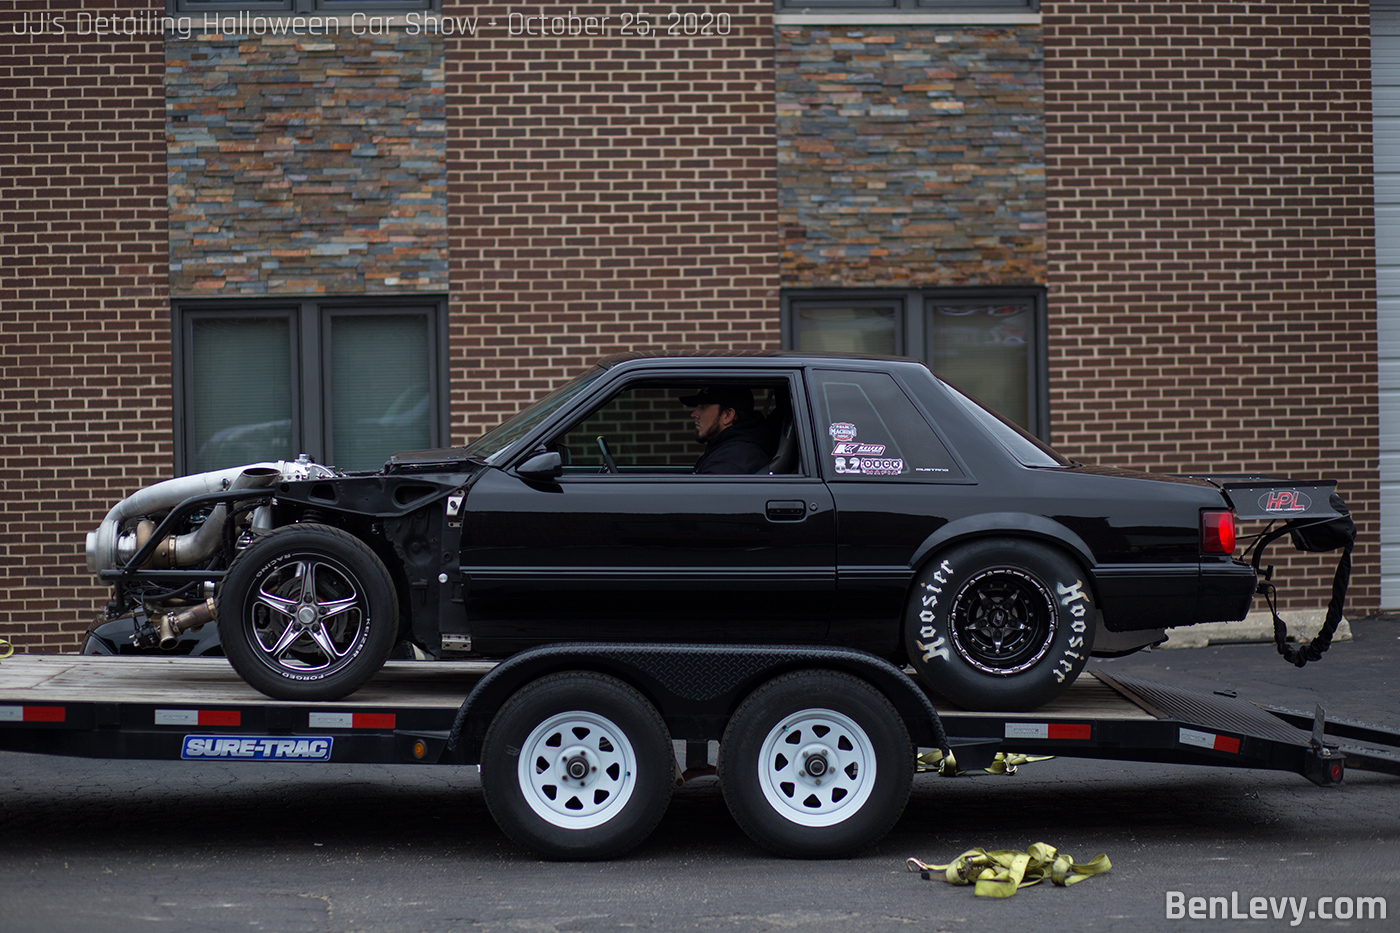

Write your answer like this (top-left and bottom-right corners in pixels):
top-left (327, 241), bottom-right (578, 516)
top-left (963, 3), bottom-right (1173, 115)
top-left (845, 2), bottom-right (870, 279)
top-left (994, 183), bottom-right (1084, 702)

top-left (765, 500), bottom-right (808, 522)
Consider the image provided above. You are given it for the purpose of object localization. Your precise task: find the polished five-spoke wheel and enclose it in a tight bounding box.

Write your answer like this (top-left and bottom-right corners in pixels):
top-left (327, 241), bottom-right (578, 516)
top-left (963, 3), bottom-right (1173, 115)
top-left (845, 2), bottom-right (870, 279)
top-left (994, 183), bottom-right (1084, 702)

top-left (219, 524), bottom-right (398, 700)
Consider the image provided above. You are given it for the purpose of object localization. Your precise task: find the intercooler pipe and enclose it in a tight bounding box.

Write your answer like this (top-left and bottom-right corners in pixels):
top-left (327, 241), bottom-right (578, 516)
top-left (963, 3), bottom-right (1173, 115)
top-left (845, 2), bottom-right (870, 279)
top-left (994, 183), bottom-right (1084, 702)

top-left (86, 464), bottom-right (282, 573)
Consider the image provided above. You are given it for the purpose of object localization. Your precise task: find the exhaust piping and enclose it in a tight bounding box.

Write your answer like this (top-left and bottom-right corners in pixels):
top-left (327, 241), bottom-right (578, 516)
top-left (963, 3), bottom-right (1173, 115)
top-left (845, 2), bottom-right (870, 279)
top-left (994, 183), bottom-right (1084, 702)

top-left (156, 598), bottom-right (218, 650)
top-left (86, 464), bottom-right (281, 573)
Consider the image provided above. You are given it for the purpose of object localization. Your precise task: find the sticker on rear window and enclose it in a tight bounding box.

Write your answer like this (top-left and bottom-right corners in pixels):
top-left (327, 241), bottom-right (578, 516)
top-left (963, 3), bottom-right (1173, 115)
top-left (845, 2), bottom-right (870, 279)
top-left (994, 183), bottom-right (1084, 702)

top-left (828, 422), bottom-right (857, 442)
top-left (835, 456), bottom-right (905, 476)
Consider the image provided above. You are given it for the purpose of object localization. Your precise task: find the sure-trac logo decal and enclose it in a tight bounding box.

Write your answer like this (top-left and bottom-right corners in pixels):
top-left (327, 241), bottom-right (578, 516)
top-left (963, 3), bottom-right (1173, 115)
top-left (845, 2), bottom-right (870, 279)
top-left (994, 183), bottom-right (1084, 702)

top-left (181, 735), bottom-right (334, 761)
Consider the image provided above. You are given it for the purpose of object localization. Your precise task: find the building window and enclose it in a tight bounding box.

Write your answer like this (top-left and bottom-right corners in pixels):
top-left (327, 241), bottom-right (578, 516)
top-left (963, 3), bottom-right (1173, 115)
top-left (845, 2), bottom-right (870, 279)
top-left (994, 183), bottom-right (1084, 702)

top-left (167, 0), bottom-right (438, 15)
top-left (781, 288), bottom-right (1048, 440)
top-left (174, 298), bottom-right (448, 474)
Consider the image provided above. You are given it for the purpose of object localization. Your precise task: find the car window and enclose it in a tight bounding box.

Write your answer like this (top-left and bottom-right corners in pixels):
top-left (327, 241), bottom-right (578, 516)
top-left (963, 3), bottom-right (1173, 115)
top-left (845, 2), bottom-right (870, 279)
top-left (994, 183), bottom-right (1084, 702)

top-left (549, 378), bottom-right (802, 476)
top-left (944, 381), bottom-right (1070, 468)
top-left (810, 369), bottom-right (963, 481)
top-left (464, 367), bottom-right (607, 464)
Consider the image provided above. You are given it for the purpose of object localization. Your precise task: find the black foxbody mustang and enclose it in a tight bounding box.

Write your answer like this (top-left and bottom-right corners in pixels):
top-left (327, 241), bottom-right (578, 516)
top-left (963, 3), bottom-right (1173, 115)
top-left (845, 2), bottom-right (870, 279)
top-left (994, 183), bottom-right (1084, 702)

top-left (85, 352), bottom-right (1354, 709)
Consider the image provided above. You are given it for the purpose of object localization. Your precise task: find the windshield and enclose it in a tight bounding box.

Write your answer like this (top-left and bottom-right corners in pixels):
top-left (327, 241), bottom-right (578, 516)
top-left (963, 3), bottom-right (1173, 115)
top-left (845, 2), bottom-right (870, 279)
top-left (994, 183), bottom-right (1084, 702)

top-left (944, 381), bottom-right (1070, 468)
top-left (463, 366), bottom-right (606, 464)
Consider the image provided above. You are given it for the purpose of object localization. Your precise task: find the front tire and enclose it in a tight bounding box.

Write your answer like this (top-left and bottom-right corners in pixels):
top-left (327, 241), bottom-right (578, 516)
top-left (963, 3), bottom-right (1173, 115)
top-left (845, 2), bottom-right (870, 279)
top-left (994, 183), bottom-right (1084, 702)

top-left (718, 671), bottom-right (912, 858)
top-left (218, 524), bottom-right (398, 701)
top-left (480, 672), bottom-right (674, 860)
top-left (905, 538), bottom-right (1095, 711)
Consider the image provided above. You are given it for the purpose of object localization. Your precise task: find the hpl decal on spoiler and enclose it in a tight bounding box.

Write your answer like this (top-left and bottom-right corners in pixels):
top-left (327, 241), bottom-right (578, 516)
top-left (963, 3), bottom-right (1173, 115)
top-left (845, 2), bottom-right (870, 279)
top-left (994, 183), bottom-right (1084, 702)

top-left (181, 735), bottom-right (334, 761)
top-left (1259, 490), bottom-right (1312, 514)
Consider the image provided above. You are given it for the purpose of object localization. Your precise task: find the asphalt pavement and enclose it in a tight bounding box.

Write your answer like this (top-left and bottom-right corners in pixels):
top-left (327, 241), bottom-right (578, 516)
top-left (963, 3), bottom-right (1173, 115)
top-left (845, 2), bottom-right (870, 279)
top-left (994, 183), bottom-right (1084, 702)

top-left (1, 619), bottom-right (1398, 932)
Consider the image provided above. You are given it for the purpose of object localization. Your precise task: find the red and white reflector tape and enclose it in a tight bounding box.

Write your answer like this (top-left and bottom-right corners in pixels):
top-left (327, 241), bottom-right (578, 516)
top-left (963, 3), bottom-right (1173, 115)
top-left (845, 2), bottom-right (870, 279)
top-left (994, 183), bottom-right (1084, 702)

top-left (155, 709), bottom-right (241, 727)
top-left (307, 712), bottom-right (396, 730)
top-left (1004, 722), bottom-right (1092, 741)
top-left (0, 705), bottom-right (65, 723)
top-left (1178, 727), bottom-right (1241, 754)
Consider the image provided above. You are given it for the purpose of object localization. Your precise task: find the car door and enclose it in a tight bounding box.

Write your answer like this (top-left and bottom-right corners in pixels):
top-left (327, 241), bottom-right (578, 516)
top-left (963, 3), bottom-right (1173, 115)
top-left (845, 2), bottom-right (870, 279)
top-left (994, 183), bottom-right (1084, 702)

top-left (459, 368), bottom-right (836, 651)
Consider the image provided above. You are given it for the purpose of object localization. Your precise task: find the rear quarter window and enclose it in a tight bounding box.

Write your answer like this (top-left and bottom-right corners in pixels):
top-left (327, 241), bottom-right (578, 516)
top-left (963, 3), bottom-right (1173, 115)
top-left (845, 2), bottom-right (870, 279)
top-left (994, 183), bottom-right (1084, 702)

top-left (810, 369), bottom-right (963, 482)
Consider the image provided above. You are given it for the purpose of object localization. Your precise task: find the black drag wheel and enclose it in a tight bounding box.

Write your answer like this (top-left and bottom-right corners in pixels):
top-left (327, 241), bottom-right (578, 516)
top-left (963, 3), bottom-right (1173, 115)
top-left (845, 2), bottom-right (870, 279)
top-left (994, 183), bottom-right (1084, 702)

top-left (480, 672), bottom-right (673, 860)
top-left (718, 671), bottom-right (912, 859)
top-left (218, 524), bottom-right (398, 701)
top-left (904, 538), bottom-right (1096, 711)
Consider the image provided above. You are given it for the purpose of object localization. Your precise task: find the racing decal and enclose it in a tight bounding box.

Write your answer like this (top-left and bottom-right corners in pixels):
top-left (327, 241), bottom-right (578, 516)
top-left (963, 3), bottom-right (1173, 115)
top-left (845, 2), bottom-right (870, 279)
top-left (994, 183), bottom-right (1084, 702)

top-left (831, 441), bottom-right (887, 456)
top-left (834, 456), bottom-right (905, 476)
top-left (915, 560), bottom-right (955, 663)
top-left (181, 735), bottom-right (334, 761)
top-left (1052, 580), bottom-right (1090, 684)
top-left (1259, 489), bottom-right (1311, 513)
top-left (828, 422), bottom-right (857, 442)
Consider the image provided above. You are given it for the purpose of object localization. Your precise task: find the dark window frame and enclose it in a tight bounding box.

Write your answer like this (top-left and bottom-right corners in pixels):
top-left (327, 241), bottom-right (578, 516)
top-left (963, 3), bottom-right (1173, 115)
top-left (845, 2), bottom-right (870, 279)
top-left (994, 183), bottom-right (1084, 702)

top-left (172, 296), bottom-right (450, 475)
top-left (775, 0), bottom-right (1036, 10)
top-left (780, 286), bottom-right (1050, 442)
top-left (168, 0), bottom-right (438, 16)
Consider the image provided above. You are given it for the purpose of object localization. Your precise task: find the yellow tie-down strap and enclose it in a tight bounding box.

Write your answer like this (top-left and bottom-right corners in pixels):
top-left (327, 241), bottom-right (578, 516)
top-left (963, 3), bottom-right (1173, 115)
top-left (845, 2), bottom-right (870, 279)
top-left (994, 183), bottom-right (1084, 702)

top-left (916, 749), bottom-right (1054, 777)
top-left (908, 843), bottom-right (1112, 899)
top-left (0, 640), bottom-right (12, 662)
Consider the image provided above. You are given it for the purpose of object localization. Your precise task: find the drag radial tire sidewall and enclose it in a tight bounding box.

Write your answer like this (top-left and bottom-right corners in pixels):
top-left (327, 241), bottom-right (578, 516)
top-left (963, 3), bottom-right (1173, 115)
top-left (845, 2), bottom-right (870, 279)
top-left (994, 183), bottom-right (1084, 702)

top-left (218, 524), bottom-right (399, 701)
top-left (904, 538), bottom-right (1096, 711)
top-left (479, 672), bottom-right (674, 860)
top-left (717, 671), bottom-right (912, 859)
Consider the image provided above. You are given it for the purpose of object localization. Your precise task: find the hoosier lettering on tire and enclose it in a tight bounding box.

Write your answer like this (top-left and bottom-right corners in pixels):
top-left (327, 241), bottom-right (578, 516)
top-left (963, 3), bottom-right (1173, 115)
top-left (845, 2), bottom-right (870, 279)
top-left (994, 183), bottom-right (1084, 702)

top-left (904, 539), bottom-right (1096, 711)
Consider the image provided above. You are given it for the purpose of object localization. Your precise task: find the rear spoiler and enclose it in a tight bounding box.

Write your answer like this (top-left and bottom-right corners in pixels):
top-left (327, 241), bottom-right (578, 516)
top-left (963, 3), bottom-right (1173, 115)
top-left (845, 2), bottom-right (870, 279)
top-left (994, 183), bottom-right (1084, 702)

top-left (1182, 474), bottom-right (1355, 670)
top-left (1183, 474), bottom-right (1340, 522)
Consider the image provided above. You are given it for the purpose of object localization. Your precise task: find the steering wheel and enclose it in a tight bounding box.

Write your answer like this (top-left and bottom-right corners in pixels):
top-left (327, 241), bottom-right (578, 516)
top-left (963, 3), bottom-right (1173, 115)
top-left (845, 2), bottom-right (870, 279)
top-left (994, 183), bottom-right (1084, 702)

top-left (596, 436), bottom-right (618, 474)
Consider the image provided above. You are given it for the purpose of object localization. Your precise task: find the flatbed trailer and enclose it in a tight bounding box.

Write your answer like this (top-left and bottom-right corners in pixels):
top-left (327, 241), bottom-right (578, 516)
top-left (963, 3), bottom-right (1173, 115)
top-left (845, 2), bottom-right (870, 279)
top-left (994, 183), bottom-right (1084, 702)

top-left (2, 651), bottom-right (1398, 859)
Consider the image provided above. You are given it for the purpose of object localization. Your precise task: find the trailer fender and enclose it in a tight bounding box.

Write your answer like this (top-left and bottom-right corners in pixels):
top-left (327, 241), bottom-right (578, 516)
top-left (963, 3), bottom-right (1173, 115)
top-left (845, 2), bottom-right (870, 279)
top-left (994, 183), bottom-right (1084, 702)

top-left (445, 643), bottom-right (948, 764)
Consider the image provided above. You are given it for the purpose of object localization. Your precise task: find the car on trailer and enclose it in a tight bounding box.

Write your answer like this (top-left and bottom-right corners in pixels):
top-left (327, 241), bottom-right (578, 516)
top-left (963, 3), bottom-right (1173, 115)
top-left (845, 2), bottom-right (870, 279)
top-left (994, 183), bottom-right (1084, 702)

top-left (86, 350), bottom-right (1350, 712)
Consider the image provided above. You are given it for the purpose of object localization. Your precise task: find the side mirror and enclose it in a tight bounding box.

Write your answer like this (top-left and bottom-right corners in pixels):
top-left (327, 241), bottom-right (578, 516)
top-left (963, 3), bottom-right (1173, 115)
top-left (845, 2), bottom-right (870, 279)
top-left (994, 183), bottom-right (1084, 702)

top-left (517, 450), bottom-right (563, 480)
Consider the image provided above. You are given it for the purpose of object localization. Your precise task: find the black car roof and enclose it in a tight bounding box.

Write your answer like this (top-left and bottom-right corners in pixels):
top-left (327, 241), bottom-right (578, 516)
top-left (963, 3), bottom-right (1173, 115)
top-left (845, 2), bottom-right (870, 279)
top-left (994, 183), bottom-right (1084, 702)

top-left (597, 348), bottom-right (925, 369)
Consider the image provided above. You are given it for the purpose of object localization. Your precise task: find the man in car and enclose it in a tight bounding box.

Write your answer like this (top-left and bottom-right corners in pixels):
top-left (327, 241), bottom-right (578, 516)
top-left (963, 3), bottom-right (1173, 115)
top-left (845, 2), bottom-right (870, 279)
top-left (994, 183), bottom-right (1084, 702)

top-left (681, 386), bottom-right (774, 474)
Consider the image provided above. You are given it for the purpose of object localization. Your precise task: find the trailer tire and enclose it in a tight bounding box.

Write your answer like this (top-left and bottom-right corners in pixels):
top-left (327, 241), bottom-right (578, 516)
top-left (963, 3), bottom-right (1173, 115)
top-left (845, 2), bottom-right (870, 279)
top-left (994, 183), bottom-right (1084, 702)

top-left (480, 672), bottom-right (673, 860)
top-left (905, 538), bottom-right (1095, 711)
top-left (718, 671), bottom-right (912, 858)
top-left (218, 524), bottom-right (398, 701)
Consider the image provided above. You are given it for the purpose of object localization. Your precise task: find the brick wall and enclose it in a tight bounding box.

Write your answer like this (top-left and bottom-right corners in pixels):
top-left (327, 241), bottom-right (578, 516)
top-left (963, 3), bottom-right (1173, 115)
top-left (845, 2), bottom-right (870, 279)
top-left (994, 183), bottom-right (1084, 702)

top-left (1043, 2), bottom-right (1380, 611)
top-left (0, 4), bottom-right (169, 650)
top-left (776, 24), bottom-right (1045, 288)
top-left (167, 30), bottom-right (447, 295)
top-left (443, 2), bottom-right (780, 440)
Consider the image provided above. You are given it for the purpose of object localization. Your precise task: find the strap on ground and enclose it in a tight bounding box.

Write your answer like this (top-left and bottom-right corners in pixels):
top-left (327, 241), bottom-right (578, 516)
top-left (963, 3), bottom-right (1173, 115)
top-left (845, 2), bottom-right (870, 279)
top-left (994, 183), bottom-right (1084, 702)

top-left (908, 843), bottom-right (1111, 898)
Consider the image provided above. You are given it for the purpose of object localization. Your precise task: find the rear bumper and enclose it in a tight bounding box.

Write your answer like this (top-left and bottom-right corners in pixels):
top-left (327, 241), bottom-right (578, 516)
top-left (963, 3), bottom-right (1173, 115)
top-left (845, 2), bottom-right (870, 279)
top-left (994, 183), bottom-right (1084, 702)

top-left (1095, 559), bottom-right (1256, 632)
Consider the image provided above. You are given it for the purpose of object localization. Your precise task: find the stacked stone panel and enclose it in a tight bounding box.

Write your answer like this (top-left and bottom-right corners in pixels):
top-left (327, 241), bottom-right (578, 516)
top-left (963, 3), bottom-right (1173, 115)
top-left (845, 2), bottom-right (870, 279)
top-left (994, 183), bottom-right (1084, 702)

top-left (167, 30), bottom-right (447, 295)
top-left (776, 24), bottom-right (1045, 287)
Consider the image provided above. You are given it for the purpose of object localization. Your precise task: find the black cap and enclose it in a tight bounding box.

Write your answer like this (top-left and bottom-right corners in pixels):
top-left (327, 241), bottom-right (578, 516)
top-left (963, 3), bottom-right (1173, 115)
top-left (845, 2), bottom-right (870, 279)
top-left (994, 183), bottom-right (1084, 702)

top-left (678, 386), bottom-right (755, 411)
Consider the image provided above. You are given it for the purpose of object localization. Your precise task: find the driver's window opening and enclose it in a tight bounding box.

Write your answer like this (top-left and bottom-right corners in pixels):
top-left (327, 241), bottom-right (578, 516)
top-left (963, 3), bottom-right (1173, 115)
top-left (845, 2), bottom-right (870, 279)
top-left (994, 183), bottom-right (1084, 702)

top-left (550, 381), bottom-right (800, 475)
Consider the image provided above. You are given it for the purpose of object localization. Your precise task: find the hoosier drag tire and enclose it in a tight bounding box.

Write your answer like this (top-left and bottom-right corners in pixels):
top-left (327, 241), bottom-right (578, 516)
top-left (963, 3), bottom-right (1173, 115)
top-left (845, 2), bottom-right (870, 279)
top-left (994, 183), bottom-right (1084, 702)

top-left (218, 524), bottom-right (399, 701)
top-left (718, 671), bottom-right (912, 858)
top-left (480, 672), bottom-right (674, 860)
top-left (905, 538), bottom-right (1096, 711)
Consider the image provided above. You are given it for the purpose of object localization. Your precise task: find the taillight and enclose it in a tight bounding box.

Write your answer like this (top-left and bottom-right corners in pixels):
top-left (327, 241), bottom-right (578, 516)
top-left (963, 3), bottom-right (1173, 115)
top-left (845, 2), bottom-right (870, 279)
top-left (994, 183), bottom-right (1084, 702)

top-left (1201, 510), bottom-right (1236, 554)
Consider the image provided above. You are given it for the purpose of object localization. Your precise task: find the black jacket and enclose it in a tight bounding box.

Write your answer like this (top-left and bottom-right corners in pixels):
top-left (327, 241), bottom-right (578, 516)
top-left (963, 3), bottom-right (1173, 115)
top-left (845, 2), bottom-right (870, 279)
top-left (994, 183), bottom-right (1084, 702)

top-left (693, 417), bottom-right (773, 474)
